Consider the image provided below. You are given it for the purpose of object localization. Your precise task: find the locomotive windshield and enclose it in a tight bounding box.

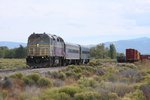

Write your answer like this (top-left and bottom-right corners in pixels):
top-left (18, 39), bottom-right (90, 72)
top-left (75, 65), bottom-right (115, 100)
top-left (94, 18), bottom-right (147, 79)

top-left (28, 34), bottom-right (50, 45)
top-left (27, 34), bottom-right (51, 56)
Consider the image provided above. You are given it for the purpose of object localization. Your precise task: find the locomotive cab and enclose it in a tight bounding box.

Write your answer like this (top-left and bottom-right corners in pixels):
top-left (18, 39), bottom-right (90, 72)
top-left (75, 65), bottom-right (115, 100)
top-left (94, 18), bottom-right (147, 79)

top-left (26, 33), bottom-right (65, 68)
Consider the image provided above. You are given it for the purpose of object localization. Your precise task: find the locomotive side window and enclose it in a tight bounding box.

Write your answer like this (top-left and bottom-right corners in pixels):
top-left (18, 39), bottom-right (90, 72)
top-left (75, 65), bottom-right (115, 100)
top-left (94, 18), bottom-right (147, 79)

top-left (82, 51), bottom-right (89, 54)
top-left (68, 49), bottom-right (79, 53)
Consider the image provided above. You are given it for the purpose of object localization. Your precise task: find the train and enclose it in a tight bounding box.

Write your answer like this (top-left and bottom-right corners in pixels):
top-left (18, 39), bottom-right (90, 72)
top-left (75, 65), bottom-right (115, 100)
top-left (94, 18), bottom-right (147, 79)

top-left (117, 48), bottom-right (150, 63)
top-left (126, 49), bottom-right (141, 62)
top-left (140, 55), bottom-right (150, 60)
top-left (26, 33), bottom-right (90, 68)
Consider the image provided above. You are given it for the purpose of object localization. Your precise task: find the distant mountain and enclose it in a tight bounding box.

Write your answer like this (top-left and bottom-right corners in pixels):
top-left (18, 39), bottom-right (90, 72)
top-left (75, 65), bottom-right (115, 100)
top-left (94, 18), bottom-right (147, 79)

top-left (0, 37), bottom-right (150, 54)
top-left (104, 37), bottom-right (150, 54)
top-left (0, 41), bottom-right (26, 48)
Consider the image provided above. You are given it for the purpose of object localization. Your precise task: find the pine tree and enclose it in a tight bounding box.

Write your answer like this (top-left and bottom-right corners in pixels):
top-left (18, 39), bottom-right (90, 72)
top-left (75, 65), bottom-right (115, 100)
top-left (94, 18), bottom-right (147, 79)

top-left (109, 44), bottom-right (117, 59)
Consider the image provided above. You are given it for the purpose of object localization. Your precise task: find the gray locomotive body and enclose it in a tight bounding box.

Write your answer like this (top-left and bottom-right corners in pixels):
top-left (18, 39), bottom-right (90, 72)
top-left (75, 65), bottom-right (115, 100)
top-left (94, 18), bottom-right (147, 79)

top-left (26, 33), bottom-right (90, 68)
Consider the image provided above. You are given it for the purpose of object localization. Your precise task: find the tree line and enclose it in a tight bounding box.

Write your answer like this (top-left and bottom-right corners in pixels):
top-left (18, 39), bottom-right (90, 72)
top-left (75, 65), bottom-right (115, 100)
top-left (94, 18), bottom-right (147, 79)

top-left (0, 45), bottom-right (27, 58)
top-left (90, 43), bottom-right (117, 59)
top-left (0, 44), bottom-right (117, 59)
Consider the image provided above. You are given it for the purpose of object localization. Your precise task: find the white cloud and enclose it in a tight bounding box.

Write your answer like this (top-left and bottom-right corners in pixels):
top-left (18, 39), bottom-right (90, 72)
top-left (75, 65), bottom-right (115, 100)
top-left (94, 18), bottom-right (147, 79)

top-left (0, 0), bottom-right (150, 44)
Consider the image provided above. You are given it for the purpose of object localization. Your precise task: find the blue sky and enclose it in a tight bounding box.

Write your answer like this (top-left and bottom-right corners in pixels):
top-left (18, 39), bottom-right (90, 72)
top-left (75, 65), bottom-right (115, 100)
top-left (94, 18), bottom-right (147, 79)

top-left (0, 0), bottom-right (150, 45)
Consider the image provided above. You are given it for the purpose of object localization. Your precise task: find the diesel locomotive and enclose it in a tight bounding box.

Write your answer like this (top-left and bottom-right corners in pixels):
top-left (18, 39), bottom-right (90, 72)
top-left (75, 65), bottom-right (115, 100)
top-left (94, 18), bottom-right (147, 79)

top-left (26, 33), bottom-right (90, 68)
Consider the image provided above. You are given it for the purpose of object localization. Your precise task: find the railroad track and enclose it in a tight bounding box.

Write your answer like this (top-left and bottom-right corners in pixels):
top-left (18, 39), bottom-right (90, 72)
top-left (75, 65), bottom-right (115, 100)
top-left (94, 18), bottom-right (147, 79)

top-left (0, 66), bottom-right (65, 76)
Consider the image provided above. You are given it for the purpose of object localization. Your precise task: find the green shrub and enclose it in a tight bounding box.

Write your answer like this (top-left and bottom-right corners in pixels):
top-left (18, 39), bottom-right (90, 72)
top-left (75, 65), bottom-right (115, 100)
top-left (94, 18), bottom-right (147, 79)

top-left (52, 92), bottom-right (71, 100)
top-left (108, 93), bottom-right (119, 100)
top-left (48, 71), bottom-right (66, 80)
top-left (27, 73), bottom-right (40, 83)
top-left (53, 79), bottom-right (65, 87)
top-left (143, 75), bottom-right (150, 85)
top-left (96, 82), bottom-right (133, 97)
top-left (23, 76), bottom-right (35, 86)
top-left (0, 90), bottom-right (8, 100)
top-left (30, 97), bottom-right (40, 100)
top-left (1, 77), bottom-right (13, 89)
top-left (78, 77), bottom-right (98, 88)
top-left (59, 72), bottom-right (66, 80)
top-left (84, 66), bottom-right (96, 73)
top-left (18, 92), bottom-right (28, 100)
top-left (93, 76), bottom-right (103, 83)
top-left (64, 65), bottom-right (98, 79)
top-left (131, 90), bottom-right (146, 100)
top-left (118, 63), bottom-right (137, 69)
top-left (40, 88), bottom-right (58, 100)
top-left (65, 71), bottom-right (80, 79)
top-left (38, 77), bottom-right (52, 87)
top-left (22, 73), bottom-right (41, 86)
top-left (75, 92), bottom-right (101, 100)
top-left (88, 60), bottom-right (98, 66)
top-left (99, 92), bottom-right (120, 100)
top-left (9, 72), bottom-right (23, 79)
top-left (122, 89), bottom-right (146, 100)
top-left (107, 73), bottom-right (118, 82)
top-left (59, 86), bottom-right (82, 97)
top-left (68, 65), bottom-right (77, 69)
top-left (65, 71), bottom-right (73, 76)
top-left (73, 67), bottom-right (82, 74)
top-left (147, 69), bottom-right (150, 74)
top-left (82, 70), bottom-right (91, 76)
top-left (64, 66), bottom-right (83, 79)
top-left (40, 88), bottom-right (71, 100)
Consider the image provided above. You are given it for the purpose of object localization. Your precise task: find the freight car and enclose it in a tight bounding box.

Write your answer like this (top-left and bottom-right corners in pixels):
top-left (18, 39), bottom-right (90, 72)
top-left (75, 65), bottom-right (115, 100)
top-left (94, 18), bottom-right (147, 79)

top-left (117, 48), bottom-right (141, 63)
top-left (140, 55), bottom-right (150, 60)
top-left (126, 49), bottom-right (141, 62)
top-left (26, 33), bottom-right (90, 68)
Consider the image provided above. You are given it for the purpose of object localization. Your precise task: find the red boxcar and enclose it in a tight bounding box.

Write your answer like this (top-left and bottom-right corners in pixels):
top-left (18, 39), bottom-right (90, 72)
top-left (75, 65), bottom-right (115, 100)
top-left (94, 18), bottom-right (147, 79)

top-left (126, 49), bottom-right (140, 62)
top-left (140, 55), bottom-right (150, 60)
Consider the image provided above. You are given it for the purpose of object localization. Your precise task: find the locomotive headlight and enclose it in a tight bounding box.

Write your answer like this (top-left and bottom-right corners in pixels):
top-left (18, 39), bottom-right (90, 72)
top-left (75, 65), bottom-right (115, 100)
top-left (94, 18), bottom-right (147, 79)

top-left (42, 57), bottom-right (44, 58)
top-left (37, 44), bottom-right (39, 47)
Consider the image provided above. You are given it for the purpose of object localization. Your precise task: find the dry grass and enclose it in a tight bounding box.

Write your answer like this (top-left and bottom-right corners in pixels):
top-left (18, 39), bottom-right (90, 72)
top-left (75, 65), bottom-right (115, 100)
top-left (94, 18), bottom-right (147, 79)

top-left (135, 60), bottom-right (150, 69)
top-left (0, 59), bottom-right (26, 69)
top-left (0, 59), bottom-right (150, 100)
